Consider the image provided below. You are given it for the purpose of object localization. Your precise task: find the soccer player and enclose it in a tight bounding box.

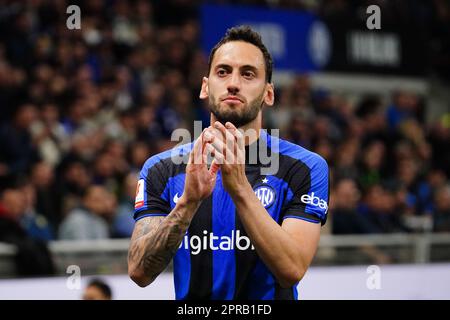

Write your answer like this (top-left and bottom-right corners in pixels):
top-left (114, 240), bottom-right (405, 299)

top-left (128, 26), bottom-right (329, 300)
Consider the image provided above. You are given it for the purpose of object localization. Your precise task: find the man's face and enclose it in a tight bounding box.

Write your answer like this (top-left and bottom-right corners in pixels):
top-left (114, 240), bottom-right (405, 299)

top-left (200, 41), bottom-right (274, 128)
top-left (84, 186), bottom-right (115, 216)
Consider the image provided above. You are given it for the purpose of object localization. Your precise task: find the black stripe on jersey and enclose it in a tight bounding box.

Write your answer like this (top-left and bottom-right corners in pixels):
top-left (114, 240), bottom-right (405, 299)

top-left (185, 195), bottom-right (213, 300)
top-left (233, 214), bottom-right (259, 298)
top-left (274, 283), bottom-right (294, 300)
top-left (250, 136), bottom-right (315, 222)
top-left (134, 156), bottom-right (188, 220)
top-left (140, 161), bottom-right (172, 217)
top-left (233, 166), bottom-right (262, 299)
top-left (275, 153), bottom-right (319, 222)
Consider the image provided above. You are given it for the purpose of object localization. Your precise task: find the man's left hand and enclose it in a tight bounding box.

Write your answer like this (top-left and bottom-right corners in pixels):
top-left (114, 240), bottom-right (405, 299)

top-left (204, 121), bottom-right (251, 196)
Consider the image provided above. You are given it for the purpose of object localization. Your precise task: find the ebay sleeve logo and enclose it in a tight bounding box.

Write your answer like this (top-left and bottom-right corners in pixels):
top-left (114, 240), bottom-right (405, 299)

top-left (300, 192), bottom-right (328, 213)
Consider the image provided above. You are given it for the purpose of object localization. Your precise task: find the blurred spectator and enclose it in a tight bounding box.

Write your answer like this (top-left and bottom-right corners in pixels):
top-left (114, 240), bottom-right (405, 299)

top-left (30, 161), bottom-right (61, 228)
top-left (358, 184), bottom-right (410, 233)
top-left (104, 109), bottom-right (137, 144)
top-left (331, 178), bottom-right (375, 234)
top-left (330, 178), bottom-right (392, 264)
top-left (333, 138), bottom-right (360, 181)
top-left (19, 182), bottom-right (55, 242)
top-left (57, 156), bottom-right (91, 216)
top-left (82, 278), bottom-right (113, 300)
top-left (128, 141), bottom-right (152, 172)
top-left (386, 91), bottom-right (423, 131)
top-left (0, 187), bottom-right (55, 276)
top-left (428, 115), bottom-right (450, 177)
top-left (30, 103), bottom-right (70, 167)
top-left (433, 185), bottom-right (450, 232)
top-left (0, 104), bottom-right (40, 178)
top-left (92, 152), bottom-right (120, 192)
top-left (354, 95), bottom-right (392, 148)
top-left (112, 172), bottom-right (139, 238)
top-left (358, 140), bottom-right (386, 190)
top-left (58, 185), bottom-right (116, 240)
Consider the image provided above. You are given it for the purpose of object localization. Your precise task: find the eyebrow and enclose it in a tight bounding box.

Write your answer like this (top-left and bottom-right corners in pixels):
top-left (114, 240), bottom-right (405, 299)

top-left (215, 63), bottom-right (259, 73)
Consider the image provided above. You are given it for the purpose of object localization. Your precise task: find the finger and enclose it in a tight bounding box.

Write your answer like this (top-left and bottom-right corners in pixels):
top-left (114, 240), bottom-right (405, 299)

top-left (190, 130), bottom-right (211, 165)
top-left (213, 148), bottom-right (225, 165)
top-left (205, 141), bottom-right (215, 155)
top-left (234, 128), bottom-right (245, 164)
top-left (188, 132), bottom-right (201, 165)
top-left (224, 122), bottom-right (238, 162)
top-left (214, 121), bottom-right (236, 142)
top-left (202, 142), bottom-right (209, 164)
top-left (225, 122), bottom-right (236, 130)
top-left (206, 126), bottom-right (224, 155)
top-left (225, 122), bottom-right (245, 164)
top-left (209, 159), bottom-right (220, 176)
top-left (234, 126), bottom-right (245, 151)
top-left (214, 121), bottom-right (236, 163)
top-left (208, 136), bottom-right (236, 165)
top-left (206, 129), bottom-right (225, 155)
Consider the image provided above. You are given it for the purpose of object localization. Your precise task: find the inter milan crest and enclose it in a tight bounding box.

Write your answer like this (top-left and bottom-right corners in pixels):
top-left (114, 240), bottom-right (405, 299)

top-left (254, 183), bottom-right (276, 209)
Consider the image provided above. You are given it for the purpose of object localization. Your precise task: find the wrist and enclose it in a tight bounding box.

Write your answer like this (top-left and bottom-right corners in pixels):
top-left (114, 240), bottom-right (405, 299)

top-left (229, 181), bottom-right (253, 202)
top-left (176, 196), bottom-right (201, 219)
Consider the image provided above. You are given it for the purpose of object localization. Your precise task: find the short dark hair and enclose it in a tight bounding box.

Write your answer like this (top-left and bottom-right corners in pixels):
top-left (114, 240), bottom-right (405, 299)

top-left (88, 278), bottom-right (112, 299)
top-left (207, 25), bottom-right (273, 83)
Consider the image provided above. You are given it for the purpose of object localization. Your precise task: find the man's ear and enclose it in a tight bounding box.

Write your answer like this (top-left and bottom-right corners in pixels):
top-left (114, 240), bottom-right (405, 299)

top-left (264, 83), bottom-right (275, 107)
top-left (199, 77), bottom-right (209, 99)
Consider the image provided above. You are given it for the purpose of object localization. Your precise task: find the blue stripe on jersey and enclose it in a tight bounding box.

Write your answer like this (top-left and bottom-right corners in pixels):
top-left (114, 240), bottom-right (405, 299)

top-left (212, 172), bottom-right (236, 299)
top-left (247, 260), bottom-right (275, 299)
top-left (174, 236), bottom-right (191, 300)
top-left (261, 130), bottom-right (329, 222)
top-left (164, 174), bottom-right (186, 208)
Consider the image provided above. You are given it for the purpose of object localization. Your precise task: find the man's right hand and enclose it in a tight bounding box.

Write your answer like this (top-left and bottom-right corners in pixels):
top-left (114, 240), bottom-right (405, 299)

top-left (128, 130), bottom-right (219, 288)
top-left (179, 128), bottom-right (219, 206)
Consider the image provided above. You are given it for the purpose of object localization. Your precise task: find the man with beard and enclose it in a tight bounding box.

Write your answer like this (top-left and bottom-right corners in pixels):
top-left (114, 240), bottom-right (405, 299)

top-left (128, 26), bottom-right (329, 300)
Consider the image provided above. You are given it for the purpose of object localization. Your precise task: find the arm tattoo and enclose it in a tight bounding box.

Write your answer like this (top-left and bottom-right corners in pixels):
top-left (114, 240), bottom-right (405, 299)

top-left (128, 217), bottom-right (163, 263)
top-left (128, 212), bottom-right (191, 283)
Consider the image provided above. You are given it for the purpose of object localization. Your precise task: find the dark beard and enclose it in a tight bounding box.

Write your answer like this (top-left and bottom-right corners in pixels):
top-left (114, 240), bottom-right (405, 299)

top-left (209, 92), bottom-right (264, 128)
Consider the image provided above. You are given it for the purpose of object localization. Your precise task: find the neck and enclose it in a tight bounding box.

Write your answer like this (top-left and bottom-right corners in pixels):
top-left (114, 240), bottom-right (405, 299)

top-left (210, 112), bottom-right (262, 146)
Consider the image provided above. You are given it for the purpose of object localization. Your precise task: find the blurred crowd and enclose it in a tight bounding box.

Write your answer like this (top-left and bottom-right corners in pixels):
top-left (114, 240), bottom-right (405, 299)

top-left (0, 0), bottom-right (449, 275)
top-left (265, 77), bottom-right (450, 235)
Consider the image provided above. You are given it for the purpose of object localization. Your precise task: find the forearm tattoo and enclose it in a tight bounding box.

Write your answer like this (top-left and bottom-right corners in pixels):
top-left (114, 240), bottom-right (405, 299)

top-left (128, 212), bottom-right (190, 282)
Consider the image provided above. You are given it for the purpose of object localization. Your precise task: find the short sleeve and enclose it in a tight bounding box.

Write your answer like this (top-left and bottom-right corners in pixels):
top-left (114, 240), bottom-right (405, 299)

top-left (282, 155), bottom-right (329, 225)
top-left (133, 159), bottom-right (171, 221)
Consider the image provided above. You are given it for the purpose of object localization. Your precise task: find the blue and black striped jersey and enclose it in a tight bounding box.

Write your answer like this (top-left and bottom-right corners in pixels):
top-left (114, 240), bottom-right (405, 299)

top-left (134, 129), bottom-right (329, 300)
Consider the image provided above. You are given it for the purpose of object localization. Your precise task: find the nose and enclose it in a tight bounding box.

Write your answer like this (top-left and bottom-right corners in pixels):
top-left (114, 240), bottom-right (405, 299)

top-left (227, 71), bottom-right (241, 95)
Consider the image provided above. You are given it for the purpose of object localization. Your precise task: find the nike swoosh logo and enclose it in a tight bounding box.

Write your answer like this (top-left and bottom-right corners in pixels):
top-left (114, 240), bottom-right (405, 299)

top-left (173, 193), bottom-right (180, 204)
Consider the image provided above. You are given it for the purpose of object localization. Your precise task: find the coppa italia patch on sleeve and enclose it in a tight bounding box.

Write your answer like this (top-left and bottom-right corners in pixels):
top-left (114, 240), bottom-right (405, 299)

top-left (134, 179), bottom-right (144, 209)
